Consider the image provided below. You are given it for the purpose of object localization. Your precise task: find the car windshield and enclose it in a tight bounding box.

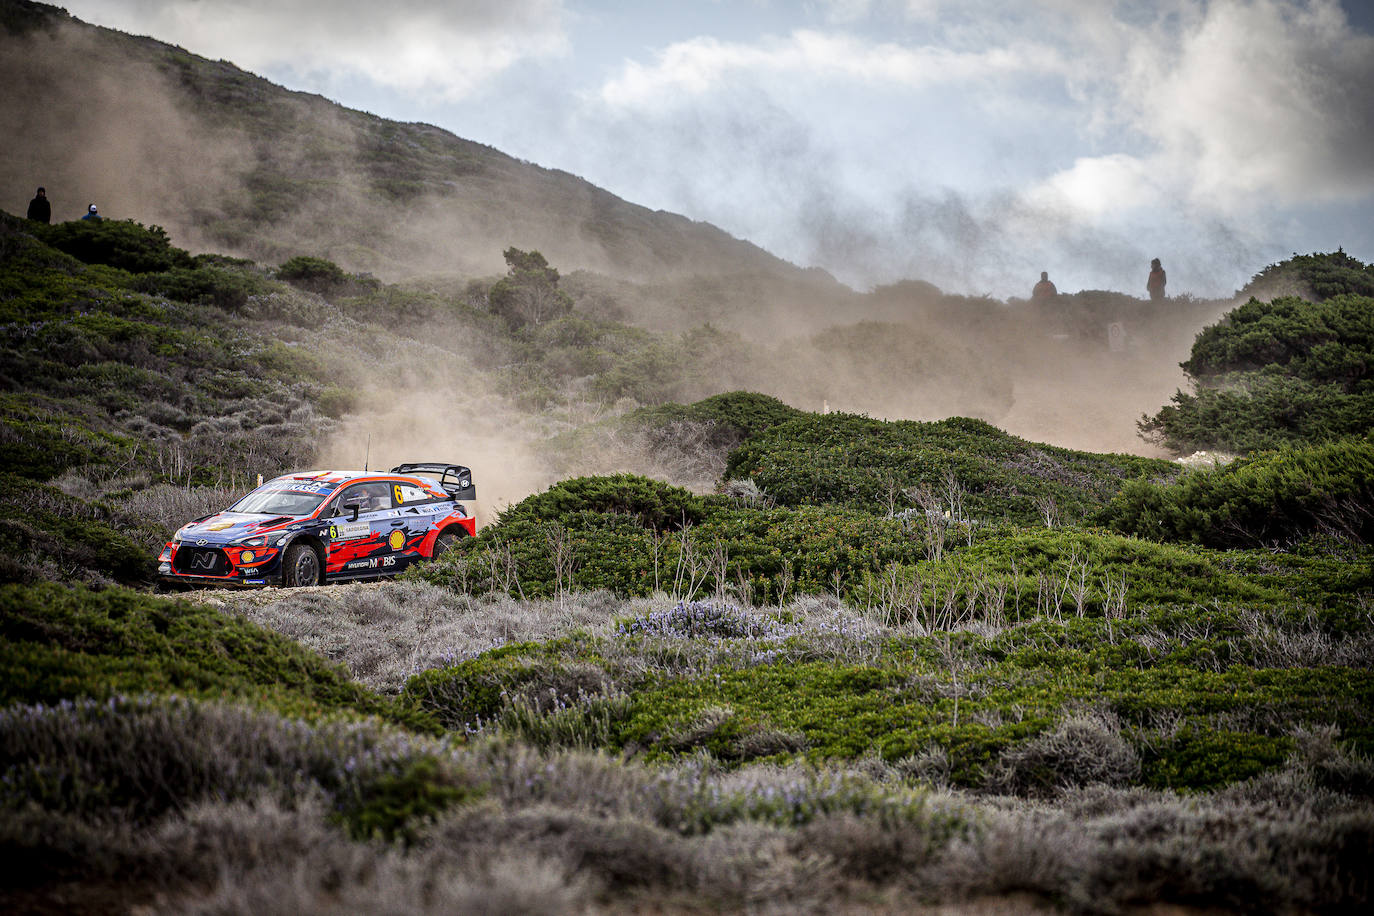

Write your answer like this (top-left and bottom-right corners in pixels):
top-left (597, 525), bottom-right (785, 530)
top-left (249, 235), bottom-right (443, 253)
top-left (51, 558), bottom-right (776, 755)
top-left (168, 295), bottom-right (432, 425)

top-left (228, 484), bottom-right (333, 517)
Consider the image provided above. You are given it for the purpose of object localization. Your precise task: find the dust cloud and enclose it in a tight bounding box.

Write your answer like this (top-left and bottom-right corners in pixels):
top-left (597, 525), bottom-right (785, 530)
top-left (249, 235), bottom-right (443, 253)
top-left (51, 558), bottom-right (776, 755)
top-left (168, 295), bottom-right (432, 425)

top-left (3, 10), bottom-right (1244, 506)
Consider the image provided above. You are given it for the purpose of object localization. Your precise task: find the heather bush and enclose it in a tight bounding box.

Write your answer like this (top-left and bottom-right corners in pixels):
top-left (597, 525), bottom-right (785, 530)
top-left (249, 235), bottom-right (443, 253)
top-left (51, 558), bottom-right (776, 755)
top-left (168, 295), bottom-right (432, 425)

top-left (0, 696), bottom-right (479, 842)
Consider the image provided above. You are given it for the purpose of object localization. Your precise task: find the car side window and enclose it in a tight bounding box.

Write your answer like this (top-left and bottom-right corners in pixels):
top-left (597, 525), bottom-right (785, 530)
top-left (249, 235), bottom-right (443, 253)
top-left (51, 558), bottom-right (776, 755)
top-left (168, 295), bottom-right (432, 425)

top-left (393, 482), bottom-right (430, 505)
top-left (333, 482), bottom-right (393, 516)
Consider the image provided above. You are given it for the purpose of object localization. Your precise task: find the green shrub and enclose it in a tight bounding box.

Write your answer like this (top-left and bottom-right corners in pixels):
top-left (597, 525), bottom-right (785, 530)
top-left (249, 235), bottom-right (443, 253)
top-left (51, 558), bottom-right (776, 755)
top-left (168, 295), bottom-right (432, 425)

top-left (624, 391), bottom-right (806, 452)
top-left (131, 264), bottom-right (270, 310)
top-left (0, 473), bottom-right (152, 585)
top-left (0, 582), bottom-right (435, 731)
top-left (1140, 281), bottom-right (1374, 453)
top-left (277, 255), bottom-right (346, 293)
top-left (34, 219), bottom-right (194, 273)
top-left (0, 396), bottom-right (137, 480)
top-left (1140, 374), bottom-right (1374, 454)
top-left (1139, 728), bottom-right (1292, 791)
top-left (500, 474), bottom-right (706, 531)
top-left (724, 413), bottom-right (1175, 523)
top-left (1236, 250), bottom-right (1374, 302)
top-left (1099, 438), bottom-right (1374, 547)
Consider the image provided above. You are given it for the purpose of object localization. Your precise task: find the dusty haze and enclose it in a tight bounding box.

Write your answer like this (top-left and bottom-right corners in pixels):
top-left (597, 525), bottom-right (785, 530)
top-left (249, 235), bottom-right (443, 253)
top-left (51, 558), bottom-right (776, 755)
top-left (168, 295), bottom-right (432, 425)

top-left (3, 11), bottom-right (1243, 511)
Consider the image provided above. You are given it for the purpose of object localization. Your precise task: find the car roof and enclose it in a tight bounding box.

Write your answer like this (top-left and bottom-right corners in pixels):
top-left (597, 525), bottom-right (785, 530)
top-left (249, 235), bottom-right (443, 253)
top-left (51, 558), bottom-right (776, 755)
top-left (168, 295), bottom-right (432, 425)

top-left (266, 470), bottom-right (438, 487)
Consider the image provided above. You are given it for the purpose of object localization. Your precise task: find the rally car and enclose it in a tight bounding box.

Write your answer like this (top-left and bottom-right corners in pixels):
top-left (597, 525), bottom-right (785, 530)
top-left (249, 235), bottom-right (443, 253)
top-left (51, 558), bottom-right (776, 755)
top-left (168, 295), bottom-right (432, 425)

top-left (158, 463), bottom-right (476, 588)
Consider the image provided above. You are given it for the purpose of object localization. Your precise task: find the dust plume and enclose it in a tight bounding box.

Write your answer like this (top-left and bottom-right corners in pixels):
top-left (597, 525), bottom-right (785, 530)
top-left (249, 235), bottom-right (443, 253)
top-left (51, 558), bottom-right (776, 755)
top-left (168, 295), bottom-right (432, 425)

top-left (1, 6), bottom-right (1248, 499)
top-left (0, 19), bottom-right (253, 247)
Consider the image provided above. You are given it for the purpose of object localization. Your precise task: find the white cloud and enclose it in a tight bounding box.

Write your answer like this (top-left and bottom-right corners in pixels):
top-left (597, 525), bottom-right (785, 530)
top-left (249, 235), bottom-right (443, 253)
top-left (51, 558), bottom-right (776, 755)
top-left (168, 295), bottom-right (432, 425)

top-left (598, 29), bottom-right (1064, 108)
top-left (65, 0), bottom-right (570, 100)
top-left (1023, 154), bottom-right (1158, 220)
top-left (813, 0), bottom-right (944, 24)
top-left (1117, 0), bottom-right (1374, 207)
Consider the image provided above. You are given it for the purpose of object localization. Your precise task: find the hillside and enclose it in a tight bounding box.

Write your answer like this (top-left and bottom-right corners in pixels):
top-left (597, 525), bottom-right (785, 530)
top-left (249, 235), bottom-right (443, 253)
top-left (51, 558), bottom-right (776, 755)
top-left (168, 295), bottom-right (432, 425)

top-left (0, 0), bottom-right (851, 313)
top-left (5, 0), bottom-right (1289, 455)
top-left (2, 212), bottom-right (1372, 911)
top-left (3, 2), bottom-right (1373, 911)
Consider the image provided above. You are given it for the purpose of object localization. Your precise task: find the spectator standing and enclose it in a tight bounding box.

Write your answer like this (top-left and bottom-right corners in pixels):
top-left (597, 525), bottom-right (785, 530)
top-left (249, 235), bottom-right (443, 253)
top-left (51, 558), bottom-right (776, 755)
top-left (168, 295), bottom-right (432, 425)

top-left (82, 203), bottom-right (102, 221)
top-left (1031, 271), bottom-right (1057, 301)
top-left (1147, 258), bottom-right (1167, 301)
top-left (26, 187), bottom-right (50, 223)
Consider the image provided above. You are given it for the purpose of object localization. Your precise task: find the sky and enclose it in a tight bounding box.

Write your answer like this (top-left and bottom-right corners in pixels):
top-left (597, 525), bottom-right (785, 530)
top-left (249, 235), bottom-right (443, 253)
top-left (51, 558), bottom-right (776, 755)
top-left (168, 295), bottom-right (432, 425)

top-left (62, 0), bottom-right (1374, 299)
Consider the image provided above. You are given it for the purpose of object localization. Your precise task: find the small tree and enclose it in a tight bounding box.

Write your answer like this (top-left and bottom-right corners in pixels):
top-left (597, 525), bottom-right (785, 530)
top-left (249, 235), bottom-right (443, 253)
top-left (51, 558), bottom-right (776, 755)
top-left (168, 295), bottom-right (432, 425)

top-left (488, 247), bottom-right (573, 329)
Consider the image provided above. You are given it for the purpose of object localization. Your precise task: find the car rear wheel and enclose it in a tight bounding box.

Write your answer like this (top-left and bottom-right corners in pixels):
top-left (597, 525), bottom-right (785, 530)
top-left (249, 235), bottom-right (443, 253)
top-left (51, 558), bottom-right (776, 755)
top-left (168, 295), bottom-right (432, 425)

top-left (283, 542), bottom-right (321, 587)
top-left (431, 530), bottom-right (463, 559)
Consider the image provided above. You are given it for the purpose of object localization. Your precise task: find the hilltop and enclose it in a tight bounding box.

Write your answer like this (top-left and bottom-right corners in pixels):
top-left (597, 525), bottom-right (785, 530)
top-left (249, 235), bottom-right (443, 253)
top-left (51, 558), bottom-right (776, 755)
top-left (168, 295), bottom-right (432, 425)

top-left (0, 0), bottom-right (851, 318)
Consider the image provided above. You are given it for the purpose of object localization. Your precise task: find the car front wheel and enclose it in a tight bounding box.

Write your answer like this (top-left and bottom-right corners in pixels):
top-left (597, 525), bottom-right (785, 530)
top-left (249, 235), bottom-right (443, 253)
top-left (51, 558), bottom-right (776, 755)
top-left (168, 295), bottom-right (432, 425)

top-left (282, 542), bottom-right (321, 587)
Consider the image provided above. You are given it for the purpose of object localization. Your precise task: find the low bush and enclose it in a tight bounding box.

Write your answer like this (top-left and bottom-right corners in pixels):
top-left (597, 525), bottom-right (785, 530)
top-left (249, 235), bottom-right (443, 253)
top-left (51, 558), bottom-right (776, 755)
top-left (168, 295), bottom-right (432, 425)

top-left (1099, 438), bottom-right (1374, 547)
top-left (131, 263), bottom-right (271, 310)
top-left (0, 473), bottom-right (152, 585)
top-left (724, 413), bottom-right (1176, 523)
top-left (32, 219), bottom-right (194, 274)
top-left (277, 255), bottom-right (347, 293)
top-left (0, 582), bottom-right (434, 731)
top-left (0, 695), bottom-right (479, 843)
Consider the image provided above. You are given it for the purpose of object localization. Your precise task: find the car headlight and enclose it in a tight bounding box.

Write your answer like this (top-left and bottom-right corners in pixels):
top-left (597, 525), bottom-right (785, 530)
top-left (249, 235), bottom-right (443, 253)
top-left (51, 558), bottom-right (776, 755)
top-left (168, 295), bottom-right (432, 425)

top-left (235, 536), bottom-right (268, 547)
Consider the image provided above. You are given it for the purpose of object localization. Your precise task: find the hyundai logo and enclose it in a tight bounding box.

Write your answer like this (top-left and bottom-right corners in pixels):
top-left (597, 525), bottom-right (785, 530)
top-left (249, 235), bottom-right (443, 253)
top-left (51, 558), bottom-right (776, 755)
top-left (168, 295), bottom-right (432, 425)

top-left (196, 539), bottom-right (208, 546)
top-left (191, 553), bottom-right (217, 571)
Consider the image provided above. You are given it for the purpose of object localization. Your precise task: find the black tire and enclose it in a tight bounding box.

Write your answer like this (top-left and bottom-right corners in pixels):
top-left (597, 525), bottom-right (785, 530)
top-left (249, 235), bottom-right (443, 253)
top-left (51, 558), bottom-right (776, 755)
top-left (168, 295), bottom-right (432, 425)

top-left (431, 529), bottom-right (463, 559)
top-left (282, 542), bottom-right (321, 587)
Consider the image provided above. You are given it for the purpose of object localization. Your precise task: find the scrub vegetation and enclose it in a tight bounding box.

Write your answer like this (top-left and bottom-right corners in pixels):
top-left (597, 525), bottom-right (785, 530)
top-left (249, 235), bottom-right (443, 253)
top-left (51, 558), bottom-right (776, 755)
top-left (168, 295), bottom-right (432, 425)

top-left (3, 206), bottom-right (1373, 912)
top-left (2, 40), bottom-right (1373, 906)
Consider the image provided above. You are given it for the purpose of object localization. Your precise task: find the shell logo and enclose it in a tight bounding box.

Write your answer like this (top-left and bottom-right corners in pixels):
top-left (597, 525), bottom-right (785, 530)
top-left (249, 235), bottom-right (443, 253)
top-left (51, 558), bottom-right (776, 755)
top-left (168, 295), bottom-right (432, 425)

top-left (389, 530), bottom-right (406, 551)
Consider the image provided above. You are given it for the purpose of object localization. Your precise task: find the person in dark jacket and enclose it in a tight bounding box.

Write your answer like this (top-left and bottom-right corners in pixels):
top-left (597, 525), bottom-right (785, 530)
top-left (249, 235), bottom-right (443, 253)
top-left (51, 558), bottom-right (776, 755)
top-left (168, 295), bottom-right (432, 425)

top-left (1031, 271), bottom-right (1057, 301)
top-left (1147, 258), bottom-right (1167, 301)
top-left (26, 187), bottom-right (50, 223)
top-left (82, 203), bottom-right (102, 221)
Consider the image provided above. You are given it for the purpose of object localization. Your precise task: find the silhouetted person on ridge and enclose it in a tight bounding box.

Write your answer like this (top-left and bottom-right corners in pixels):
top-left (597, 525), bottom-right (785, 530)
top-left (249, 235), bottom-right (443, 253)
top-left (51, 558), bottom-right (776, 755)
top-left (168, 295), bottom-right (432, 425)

top-left (1031, 271), bottom-right (1057, 301)
top-left (26, 187), bottom-right (50, 223)
top-left (1147, 258), bottom-right (1167, 301)
top-left (82, 203), bottom-right (102, 221)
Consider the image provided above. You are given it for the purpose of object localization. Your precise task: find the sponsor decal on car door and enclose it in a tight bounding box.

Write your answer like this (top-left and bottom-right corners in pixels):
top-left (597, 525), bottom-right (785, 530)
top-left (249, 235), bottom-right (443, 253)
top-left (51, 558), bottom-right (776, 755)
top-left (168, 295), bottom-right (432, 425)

top-left (387, 481), bottom-right (434, 571)
top-left (326, 482), bottom-right (400, 575)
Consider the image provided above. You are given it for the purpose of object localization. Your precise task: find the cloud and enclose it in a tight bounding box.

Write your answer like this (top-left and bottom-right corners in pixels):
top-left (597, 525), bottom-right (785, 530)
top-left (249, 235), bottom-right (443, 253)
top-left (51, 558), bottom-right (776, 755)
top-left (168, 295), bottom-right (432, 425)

top-left (1126, 0), bottom-right (1374, 206)
top-left (598, 29), bottom-right (1064, 108)
top-left (1016, 0), bottom-right (1374, 243)
top-left (64, 0), bottom-right (570, 100)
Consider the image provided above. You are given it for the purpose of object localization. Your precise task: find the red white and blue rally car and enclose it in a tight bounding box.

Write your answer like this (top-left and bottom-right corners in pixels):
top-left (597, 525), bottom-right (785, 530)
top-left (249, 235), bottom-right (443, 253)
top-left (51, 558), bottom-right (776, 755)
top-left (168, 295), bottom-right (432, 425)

top-left (158, 463), bottom-right (476, 588)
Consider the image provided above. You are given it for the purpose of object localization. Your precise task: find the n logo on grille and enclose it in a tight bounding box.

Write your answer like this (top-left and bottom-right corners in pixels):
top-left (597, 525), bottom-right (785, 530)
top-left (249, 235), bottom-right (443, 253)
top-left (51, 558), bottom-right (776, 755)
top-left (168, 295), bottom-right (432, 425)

top-left (191, 552), bottom-right (217, 571)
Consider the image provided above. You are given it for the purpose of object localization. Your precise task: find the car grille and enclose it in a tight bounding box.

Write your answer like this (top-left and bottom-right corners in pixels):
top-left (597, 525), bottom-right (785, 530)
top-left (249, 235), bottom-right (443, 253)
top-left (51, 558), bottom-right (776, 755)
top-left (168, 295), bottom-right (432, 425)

top-left (172, 546), bottom-right (230, 575)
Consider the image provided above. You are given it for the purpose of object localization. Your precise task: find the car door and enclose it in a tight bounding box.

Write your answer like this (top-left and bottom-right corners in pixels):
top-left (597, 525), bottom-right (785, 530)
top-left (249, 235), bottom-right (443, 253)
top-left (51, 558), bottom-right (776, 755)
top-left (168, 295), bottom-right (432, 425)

top-left (381, 478), bottom-right (430, 569)
top-left (324, 481), bottom-right (401, 576)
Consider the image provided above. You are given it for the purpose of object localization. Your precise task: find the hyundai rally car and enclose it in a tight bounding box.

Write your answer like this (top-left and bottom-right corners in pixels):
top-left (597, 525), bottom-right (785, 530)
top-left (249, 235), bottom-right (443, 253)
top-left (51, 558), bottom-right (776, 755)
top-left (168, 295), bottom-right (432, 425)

top-left (158, 463), bottom-right (476, 588)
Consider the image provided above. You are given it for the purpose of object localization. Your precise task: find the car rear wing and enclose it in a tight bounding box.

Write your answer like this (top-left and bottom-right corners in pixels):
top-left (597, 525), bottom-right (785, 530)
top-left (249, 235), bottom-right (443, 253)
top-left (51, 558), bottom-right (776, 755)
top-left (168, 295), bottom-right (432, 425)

top-left (390, 463), bottom-right (476, 500)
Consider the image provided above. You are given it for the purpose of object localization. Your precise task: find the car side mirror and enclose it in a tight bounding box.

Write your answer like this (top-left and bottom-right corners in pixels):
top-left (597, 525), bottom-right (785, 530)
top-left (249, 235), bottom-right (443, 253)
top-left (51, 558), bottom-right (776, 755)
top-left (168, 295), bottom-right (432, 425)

top-left (349, 504), bottom-right (359, 522)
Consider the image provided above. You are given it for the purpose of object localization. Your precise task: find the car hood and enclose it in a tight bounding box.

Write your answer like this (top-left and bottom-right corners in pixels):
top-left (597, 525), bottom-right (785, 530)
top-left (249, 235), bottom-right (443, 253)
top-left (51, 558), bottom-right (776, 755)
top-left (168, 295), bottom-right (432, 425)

top-left (178, 512), bottom-right (300, 544)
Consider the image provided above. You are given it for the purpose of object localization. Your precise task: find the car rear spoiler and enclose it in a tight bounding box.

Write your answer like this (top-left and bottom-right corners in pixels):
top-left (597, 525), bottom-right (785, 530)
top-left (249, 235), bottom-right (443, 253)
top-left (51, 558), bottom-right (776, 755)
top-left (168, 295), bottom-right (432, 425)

top-left (390, 463), bottom-right (476, 500)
